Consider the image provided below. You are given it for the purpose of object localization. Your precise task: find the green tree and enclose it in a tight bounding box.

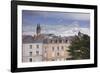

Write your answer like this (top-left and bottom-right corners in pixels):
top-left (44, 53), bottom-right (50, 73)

top-left (67, 32), bottom-right (90, 60)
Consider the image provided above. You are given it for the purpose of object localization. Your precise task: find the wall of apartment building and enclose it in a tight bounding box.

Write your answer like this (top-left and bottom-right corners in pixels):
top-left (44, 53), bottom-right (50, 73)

top-left (22, 43), bottom-right (43, 62)
top-left (43, 41), bottom-right (71, 61)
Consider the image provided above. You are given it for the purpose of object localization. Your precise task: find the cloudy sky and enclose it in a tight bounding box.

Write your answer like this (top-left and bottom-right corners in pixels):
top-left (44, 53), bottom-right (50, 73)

top-left (22, 10), bottom-right (90, 36)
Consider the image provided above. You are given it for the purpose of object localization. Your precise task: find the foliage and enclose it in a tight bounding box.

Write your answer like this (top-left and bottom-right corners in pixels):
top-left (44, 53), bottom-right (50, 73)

top-left (68, 32), bottom-right (90, 60)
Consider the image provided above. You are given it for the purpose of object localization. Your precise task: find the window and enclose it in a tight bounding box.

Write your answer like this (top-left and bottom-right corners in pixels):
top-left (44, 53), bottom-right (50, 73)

top-left (55, 40), bottom-right (57, 43)
top-left (50, 40), bottom-right (52, 43)
top-left (57, 46), bottom-right (59, 50)
top-left (52, 47), bottom-right (54, 51)
top-left (57, 52), bottom-right (59, 56)
top-left (30, 45), bottom-right (32, 49)
top-left (36, 45), bottom-right (39, 48)
top-left (29, 58), bottom-right (32, 62)
top-left (61, 46), bottom-right (64, 50)
top-left (52, 59), bottom-right (55, 61)
top-left (36, 51), bottom-right (39, 55)
top-left (29, 52), bottom-right (32, 56)
top-left (45, 48), bottom-right (47, 53)
top-left (59, 40), bottom-right (62, 43)
top-left (65, 40), bottom-right (68, 43)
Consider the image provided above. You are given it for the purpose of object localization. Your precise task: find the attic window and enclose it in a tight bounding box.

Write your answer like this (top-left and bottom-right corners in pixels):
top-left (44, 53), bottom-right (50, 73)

top-left (65, 40), bottom-right (68, 43)
top-left (59, 40), bottom-right (62, 43)
top-left (55, 40), bottom-right (57, 43)
top-left (50, 40), bottom-right (52, 43)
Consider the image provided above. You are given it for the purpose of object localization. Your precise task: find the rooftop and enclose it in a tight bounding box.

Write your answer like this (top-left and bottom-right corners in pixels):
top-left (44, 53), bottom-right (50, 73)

top-left (22, 34), bottom-right (74, 44)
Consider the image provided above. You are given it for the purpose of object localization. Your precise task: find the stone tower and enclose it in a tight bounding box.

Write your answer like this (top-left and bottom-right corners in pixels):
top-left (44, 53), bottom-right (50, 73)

top-left (36, 24), bottom-right (41, 36)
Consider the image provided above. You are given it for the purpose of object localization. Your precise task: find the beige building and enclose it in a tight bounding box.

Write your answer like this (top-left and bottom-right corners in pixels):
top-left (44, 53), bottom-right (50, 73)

top-left (43, 37), bottom-right (71, 61)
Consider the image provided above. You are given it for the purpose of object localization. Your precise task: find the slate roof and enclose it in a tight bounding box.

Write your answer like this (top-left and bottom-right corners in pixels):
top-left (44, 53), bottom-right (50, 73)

top-left (22, 35), bottom-right (74, 44)
top-left (22, 35), bottom-right (43, 43)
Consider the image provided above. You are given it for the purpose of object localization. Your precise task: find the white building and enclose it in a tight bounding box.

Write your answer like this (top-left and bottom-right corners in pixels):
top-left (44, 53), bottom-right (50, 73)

top-left (22, 36), bottom-right (43, 62)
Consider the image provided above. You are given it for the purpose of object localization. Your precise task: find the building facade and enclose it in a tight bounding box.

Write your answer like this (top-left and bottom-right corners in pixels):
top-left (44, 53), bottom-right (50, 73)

top-left (22, 42), bottom-right (43, 62)
top-left (43, 37), bottom-right (71, 61)
top-left (22, 24), bottom-right (72, 62)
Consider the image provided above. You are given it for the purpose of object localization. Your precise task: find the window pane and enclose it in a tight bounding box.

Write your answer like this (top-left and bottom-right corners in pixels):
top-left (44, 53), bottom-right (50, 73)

top-left (45, 48), bottom-right (47, 53)
top-left (59, 40), bottom-right (62, 43)
top-left (55, 40), bottom-right (57, 43)
top-left (57, 52), bottom-right (59, 56)
top-left (57, 46), bottom-right (59, 50)
top-left (30, 45), bottom-right (32, 49)
top-left (50, 40), bottom-right (52, 43)
top-left (65, 40), bottom-right (68, 43)
top-left (52, 47), bottom-right (54, 51)
top-left (36, 51), bottom-right (39, 55)
top-left (29, 52), bottom-right (32, 56)
top-left (52, 59), bottom-right (55, 61)
top-left (36, 45), bottom-right (39, 48)
top-left (61, 46), bottom-right (64, 50)
top-left (29, 58), bottom-right (32, 62)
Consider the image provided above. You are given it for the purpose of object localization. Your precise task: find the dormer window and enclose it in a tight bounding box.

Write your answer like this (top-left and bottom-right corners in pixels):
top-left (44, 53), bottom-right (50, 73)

top-left (65, 40), bottom-right (68, 43)
top-left (55, 40), bottom-right (57, 43)
top-left (50, 40), bottom-right (52, 43)
top-left (59, 40), bottom-right (62, 43)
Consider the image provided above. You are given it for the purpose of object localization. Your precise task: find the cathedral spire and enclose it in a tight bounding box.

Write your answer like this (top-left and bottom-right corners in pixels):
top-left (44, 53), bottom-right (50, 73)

top-left (36, 24), bottom-right (41, 36)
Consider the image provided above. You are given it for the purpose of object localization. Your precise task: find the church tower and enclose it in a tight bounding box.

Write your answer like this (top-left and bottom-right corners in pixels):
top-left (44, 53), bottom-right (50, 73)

top-left (36, 24), bottom-right (41, 36)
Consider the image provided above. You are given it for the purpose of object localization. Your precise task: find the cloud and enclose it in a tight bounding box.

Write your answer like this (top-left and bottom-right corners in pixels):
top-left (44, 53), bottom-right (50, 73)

top-left (23, 32), bottom-right (35, 36)
top-left (65, 13), bottom-right (90, 21)
top-left (23, 22), bottom-right (90, 37)
top-left (23, 10), bottom-right (90, 22)
top-left (22, 25), bottom-right (36, 32)
top-left (22, 10), bottom-right (90, 36)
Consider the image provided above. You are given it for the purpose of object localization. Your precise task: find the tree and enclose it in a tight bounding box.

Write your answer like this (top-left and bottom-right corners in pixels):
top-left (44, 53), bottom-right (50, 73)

top-left (67, 32), bottom-right (90, 60)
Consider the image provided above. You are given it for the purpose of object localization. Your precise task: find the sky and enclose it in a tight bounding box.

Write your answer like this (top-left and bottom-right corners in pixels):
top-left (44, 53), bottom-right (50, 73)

top-left (22, 10), bottom-right (90, 36)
